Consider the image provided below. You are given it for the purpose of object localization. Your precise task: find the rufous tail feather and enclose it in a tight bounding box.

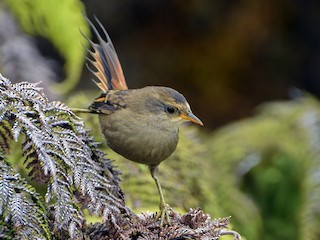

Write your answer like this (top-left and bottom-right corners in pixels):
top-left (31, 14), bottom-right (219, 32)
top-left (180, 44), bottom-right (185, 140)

top-left (83, 16), bottom-right (128, 92)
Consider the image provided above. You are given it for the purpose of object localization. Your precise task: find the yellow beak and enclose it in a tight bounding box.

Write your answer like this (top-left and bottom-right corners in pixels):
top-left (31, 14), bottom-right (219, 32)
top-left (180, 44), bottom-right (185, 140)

top-left (180, 112), bottom-right (203, 126)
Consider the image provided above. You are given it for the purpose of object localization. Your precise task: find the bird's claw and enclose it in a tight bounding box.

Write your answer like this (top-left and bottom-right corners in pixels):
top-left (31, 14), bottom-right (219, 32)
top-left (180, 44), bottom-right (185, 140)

top-left (156, 202), bottom-right (172, 227)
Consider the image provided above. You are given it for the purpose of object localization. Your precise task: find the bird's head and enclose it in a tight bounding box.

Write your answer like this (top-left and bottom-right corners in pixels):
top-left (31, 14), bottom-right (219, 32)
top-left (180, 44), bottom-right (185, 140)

top-left (137, 86), bottom-right (203, 127)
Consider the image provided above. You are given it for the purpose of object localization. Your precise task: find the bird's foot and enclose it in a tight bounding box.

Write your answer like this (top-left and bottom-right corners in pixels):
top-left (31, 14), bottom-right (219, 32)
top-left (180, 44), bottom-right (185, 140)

top-left (156, 202), bottom-right (172, 227)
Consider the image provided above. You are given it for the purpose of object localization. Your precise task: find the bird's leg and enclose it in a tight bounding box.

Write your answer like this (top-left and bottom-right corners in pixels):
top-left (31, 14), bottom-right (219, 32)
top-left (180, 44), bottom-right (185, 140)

top-left (149, 165), bottom-right (171, 227)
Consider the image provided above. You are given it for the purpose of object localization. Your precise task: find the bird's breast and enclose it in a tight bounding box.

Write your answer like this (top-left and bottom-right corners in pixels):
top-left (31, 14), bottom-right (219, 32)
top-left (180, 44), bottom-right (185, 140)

top-left (98, 113), bottom-right (179, 166)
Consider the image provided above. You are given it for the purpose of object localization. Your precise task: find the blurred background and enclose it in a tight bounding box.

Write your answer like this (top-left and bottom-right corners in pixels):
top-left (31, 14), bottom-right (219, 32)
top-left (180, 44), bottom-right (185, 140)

top-left (1, 0), bottom-right (320, 239)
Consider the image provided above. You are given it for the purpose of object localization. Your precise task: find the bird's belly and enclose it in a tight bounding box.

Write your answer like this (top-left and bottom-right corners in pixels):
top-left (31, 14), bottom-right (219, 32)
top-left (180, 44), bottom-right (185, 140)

top-left (99, 115), bottom-right (178, 166)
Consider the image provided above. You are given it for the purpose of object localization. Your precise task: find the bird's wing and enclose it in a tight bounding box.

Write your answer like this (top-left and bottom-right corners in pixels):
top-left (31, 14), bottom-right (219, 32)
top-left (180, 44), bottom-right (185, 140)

top-left (83, 16), bottom-right (128, 92)
top-left (89, 90), bottom-right (128, 114)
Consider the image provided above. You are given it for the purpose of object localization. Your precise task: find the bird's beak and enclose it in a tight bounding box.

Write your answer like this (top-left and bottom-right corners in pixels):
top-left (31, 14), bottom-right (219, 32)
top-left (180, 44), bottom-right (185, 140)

top-left (180, 112), bottom-right (203, 126)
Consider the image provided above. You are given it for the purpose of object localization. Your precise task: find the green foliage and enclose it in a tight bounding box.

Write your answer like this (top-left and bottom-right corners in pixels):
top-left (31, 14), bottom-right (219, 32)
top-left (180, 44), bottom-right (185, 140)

top-left (0, 74), bottom-right (125, 239)
top-left (207, 96), bottom-right (320, 240)
top-left (5, 0), bottom-right (90, 94)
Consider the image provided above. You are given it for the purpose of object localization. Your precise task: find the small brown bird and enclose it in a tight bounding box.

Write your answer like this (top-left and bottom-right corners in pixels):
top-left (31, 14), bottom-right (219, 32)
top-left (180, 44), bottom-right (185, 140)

top-left (76, 17), bottom-right (203, 226)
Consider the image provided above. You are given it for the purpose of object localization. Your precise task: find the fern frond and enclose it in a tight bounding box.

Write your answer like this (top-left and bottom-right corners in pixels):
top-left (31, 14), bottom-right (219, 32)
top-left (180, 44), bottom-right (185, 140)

top-left (87, 208), bottom-right (237, 239)
top-left (0, 121), bottom-right (12, 153)
top-left (0, 74), bottom-right (126, 238)
top-left (0, 160), bottom-right (50, 240)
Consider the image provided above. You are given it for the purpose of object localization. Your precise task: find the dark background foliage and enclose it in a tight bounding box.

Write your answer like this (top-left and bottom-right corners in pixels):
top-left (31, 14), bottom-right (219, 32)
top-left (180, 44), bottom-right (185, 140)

top-left (2, 0), bottom-right (320, 128)
top-left (81, 0), bottom-right (320, 129)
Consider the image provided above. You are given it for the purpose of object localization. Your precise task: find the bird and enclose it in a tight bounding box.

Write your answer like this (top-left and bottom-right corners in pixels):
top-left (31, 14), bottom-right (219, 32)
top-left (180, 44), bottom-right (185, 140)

top-left (73, 16), bottom-right (203, 227)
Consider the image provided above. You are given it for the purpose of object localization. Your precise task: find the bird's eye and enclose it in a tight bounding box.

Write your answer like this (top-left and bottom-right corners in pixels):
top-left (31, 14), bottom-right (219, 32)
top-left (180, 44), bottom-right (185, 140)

top-left (166, 106), bottom-right (175, 114)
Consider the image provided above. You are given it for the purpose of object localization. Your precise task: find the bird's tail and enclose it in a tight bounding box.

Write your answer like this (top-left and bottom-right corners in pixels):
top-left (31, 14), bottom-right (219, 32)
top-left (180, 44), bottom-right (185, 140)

top-left (70, 108), bottom-right (98, 114)
top-left (82, 16), bottom-right (128, 92)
